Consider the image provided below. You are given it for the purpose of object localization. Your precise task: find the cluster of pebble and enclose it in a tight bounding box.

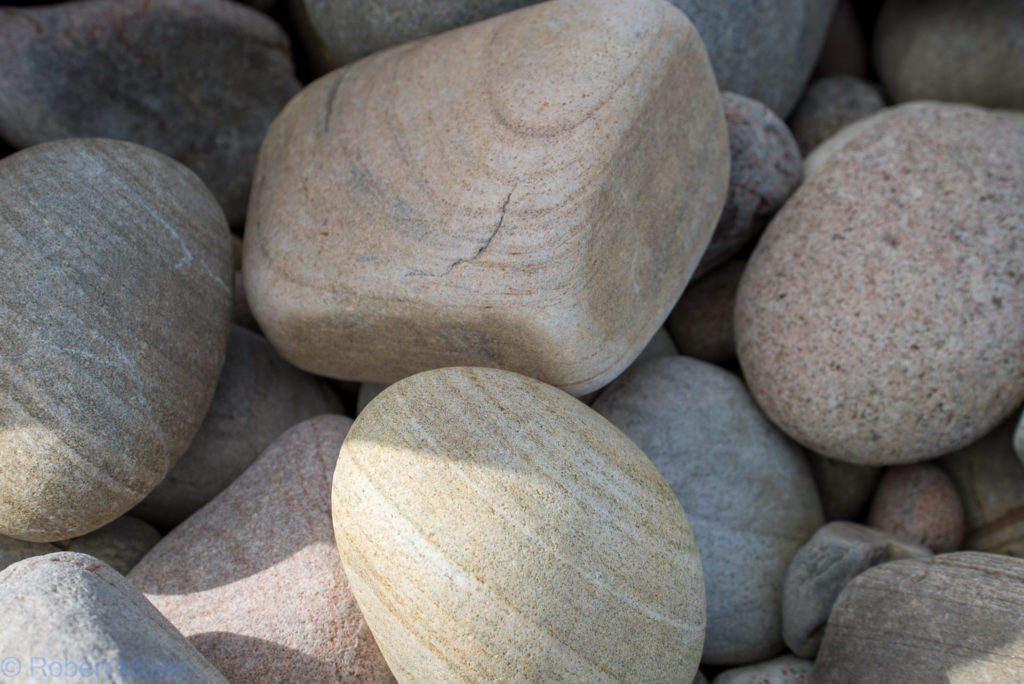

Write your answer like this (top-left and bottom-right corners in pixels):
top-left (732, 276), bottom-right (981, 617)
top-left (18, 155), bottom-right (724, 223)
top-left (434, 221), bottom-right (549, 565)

top-left (0, 0), bottom-right (1022, 682)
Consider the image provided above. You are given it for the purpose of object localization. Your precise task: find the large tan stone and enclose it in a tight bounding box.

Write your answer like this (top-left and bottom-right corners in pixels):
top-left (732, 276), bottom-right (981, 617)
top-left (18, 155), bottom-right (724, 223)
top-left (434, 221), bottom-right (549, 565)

top-left (332, 367), bottom-right (705, 682)
top-left (245, 0), bottom-right (728, 396)
top-left (0, 139), bottom-right (232, 542)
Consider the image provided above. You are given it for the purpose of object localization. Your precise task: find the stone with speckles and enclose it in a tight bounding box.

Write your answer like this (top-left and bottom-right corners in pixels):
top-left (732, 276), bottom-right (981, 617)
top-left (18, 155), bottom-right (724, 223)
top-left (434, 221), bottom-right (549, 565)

top-left (736, 102), bottom-right (1024, 466)
top-left (867, 463), bottom-right (964, 553)
top-left (130, 415), bottom-right (393, 683)
top-left (332, 367), bottom-right (705, 682)
top-left (0, 138), bottom-right (232, 542)
top-left (245, 0), bottom-right (728, 396)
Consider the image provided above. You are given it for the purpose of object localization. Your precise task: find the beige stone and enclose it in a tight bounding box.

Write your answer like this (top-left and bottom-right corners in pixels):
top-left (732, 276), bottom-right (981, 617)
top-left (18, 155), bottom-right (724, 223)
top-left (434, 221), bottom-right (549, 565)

top-left (813, 552), bottom-right (1024, 682)
top-left (332, 367), bottom-right (705, 682)
top-left (245, 0), bottom-right (728, 396)
top-left (0, 139), bottom-right (232, 541)
top-left (736, 102), bottom-right (1024, 465)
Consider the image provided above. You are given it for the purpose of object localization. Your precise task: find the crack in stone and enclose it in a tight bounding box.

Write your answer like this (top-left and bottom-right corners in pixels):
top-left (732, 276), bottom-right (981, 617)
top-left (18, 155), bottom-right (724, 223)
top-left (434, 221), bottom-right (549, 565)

top-left (407, 189), bottom-right (514, 278)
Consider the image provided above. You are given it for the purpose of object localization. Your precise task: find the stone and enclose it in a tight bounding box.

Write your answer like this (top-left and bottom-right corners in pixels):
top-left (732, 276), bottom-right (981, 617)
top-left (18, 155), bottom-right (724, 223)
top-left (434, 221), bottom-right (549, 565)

top-left (632, 326), bottom-right (680, 365)
top-left (782, 521), bottom-right (932, 659)
top-left (133, 325), bottom-right (343, 530)
top-left (593, 356), bottom-right (823, 666)
top-left (333, 367), bottom-right (705, 681)
top-left (0, 552), bottom-right (226, 682)
top-left (130, 416), bottom-right (393, 682)
top-left (807, 452), bottom-right (881, 521)
top-left (288, 0), bottom-right (541, 69)
top-left (712, 655), bottom-right (814, 684)
top-left (669, 260), bottom-right (744, 365)
top-left (245, 0), bottom-right (728, 397)
top-left (736, 102), bottom-right (1024, 466)
top-left (942, 417), bottom-right (1024, 557)
top-left (1015, 409), bottom-right (1024, 464)
top-left (813, 552), bottom-right (1024, 682)
top-left (669, 0), bottom-right (838, 117)
top-left (694, 672), bottom-right (710, 684)
top-left (231, 270), bottom-right (260, 332)
top-left (356, 382), bottom-right (389, 415)
top-left (875, 0), bottom-right (1024, 110)
top-left (812, 0), bottom-right (868, 80)
top-left (0, 139), bottom-right (232, 542)
top-left (0, 0), bottom-right (300, 225)
top-left (0, 536), bottom-right (57, 573)
top-left (867, 463), bottom-right (964, 552)
top-left (57, 516), bottom-right (161, 576)
top-left (696, 94), bottom-right (802, 278)
top-left (788, 76), bottom-right (886, 155)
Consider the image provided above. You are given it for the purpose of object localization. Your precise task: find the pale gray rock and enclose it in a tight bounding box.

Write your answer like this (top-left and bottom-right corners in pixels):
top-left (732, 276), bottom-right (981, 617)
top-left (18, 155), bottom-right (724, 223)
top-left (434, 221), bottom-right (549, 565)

top-left (57, 516), bottom-right (161, 576)
top-left (807, 452), bottom-right (881, 521)
top-left (593, 355), bottom-right (824, 665)
top-left (788, 76), bottom-right (886, 155)
top-left (712, 655), bottom-right (814, 683)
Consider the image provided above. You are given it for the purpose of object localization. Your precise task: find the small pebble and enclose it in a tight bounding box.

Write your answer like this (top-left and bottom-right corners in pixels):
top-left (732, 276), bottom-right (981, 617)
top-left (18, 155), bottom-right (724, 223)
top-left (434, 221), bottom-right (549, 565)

top-left (669, 260), bottom-right (744, 365)
top-left (788, 75), bottom-right (886, 155)
top-left (866, 463), bottom-right (964, 552)
top-left (712, 655), bottom-right (814, 684)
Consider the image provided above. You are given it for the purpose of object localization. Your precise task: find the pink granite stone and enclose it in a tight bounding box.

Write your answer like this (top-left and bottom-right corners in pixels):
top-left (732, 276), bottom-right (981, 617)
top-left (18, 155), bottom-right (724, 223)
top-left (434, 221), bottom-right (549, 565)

top-left (129, 415), bottom-right (393, 683)
top-left (867, 463), bottom-right (964, 553)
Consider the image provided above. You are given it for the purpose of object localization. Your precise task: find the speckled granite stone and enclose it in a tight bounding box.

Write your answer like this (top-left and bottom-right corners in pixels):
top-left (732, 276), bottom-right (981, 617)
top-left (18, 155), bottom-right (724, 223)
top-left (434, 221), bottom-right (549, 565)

top-left (245, 0), bottom-right (728, 396)
top-left (0, 139), bottom-right (231, 542)
top-left (813, 552), bottom-right (1024, 682)
top-left (0, 0), bottom-right (300, 225)
top-left (788, 76), bottom-right (886, 155)
top-left (867, 463), bottom-right (964, 552)
top-left (130, 416), bottom-right (393, 682)
top-left (333, 367), bottom-right (705, 681)
top-left (736, 102), bottom-right (1024, 466)
top-left (712, 655), bottom-right (813, 684)
top-left (669, 260), bottom-right (744, 365)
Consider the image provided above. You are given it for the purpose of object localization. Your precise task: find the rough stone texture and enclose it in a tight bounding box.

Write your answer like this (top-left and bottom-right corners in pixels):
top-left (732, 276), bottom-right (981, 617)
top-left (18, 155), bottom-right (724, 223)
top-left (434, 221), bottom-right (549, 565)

top-left (0, 536), bottom-right (58, 573)
top-left (133, 325), bottom-right (343, 530)
top-left (333, 367), bottom-right (705, 682)
top-left (736, 102), bottom-right (1024, 466)
top-left (782, 521), bottom-right (932, 659)
top-left (867, 463), bottom-right (964, 552)
top-left (130, 416), bottom-right (393, 682)
top-left (696, 94), bottom-right (802, 278)
top-left (788, 76), bottom-right (886, 155)
top-left (812, 0), bottom-right (868, 79)
top-left (875, 0), bottom-right (1024, 110)
top-left (942, 417), bottom-right (1024, 557)
top-left (712, 655), bottom-right (814, 684)
top-left (813, 552), bottom-right (1024, 682)
top-left (57, 516), bottom-right (162, 576)
top-left (0, 0), bottom-right (301, 225)
top-left (0, 139), bottom-right (232, 542)
top-left (289, 0), bottom-right (541, 69)
top-left (808, 452), bottom-right (881, 521)
top-left (245, 0), bottom-right (728, 397)
top-left (593, 356), bottom-right (823, 666)
top-left (669, 0), bottom-right (838, 117)
top-left (669, 260), bottom-right (744, 365)
top-left (0, 552), bottom-right (227, 682)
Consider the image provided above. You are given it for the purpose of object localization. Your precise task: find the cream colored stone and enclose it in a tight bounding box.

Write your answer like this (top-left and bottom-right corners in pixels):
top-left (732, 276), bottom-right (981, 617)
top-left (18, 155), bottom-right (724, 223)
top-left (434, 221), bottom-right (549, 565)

top-left (332, 367), bottom-right (705, 682)
top-left (245, 0), bottom-right (728, 396)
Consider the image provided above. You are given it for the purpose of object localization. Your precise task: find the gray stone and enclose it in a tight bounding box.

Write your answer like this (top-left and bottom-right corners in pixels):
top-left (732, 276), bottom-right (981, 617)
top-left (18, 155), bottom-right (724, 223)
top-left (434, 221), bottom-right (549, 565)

top-left (0, 536), bottom-right (58, 573)
top-left (1015, 409), bottom-right (1024, 464)
top-left (0, 552), bottom-right (226, 682)
top-left (0, 139), bottom-right (232, 542)
top-left (781, 521), bottom-right (932, 659)
top-left (669, 260), bottom-right (744, 365)
top-left (133, 325), bottom-right (343, 530)
top-left (57, 516), bottom-right (161, 576)
top-left (813, 552), bottom-right (1024, 682)
top-left (788, 76), bottom-right (886, 155)
top-left (875, 0), bottom-right (1024, 109)
top-left (712, 655), bottom-right (814, 683)
top-left (807, 452), bottom-right (881, 521)
top-left (669, 0), bottom-right (838, 117)
top-left (0, 0), bottom-right (301, 225)
top-left (696, 94), bottom-right (802, 278)
top-left (593, 355), bottom-right (823, 666)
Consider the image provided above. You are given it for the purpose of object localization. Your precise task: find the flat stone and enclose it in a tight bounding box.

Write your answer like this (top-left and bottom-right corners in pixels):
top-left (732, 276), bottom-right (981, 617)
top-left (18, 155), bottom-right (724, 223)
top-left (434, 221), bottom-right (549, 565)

top-left (788, 76), bottom-right (886, 155)
top-left (333, 367), bottom-right (705, 681)
top-left (133, 325), bottom-right (343, 530)
top-left (813, 552), bottom-right (1024, 682)
top-left (0, 552), bottom-right (226, 682)
top-left (669, 260), bottom-right (744, 365)
top-left (0, 0), bottom-right (300, 225)
top-left (669, 0), bottom-right (837, 116)
top-left (807, 452), bottom-right (881, 521)
top-left (941, 417), bottom-right (1024, 557)
top-left (712, 655), bottom-right (814, 683)
top-left (57, 515), bottom-right (161, 576)
top-left (867, 463), bottom-right (964, 552)
top-left (130, 416), bottom-right (393, 682)
top-left (244, 0), bottom-right (728, 396)
top-left (0, 139), bottom-right (232, 541)
top-left (875, 0), bottom-right (1024, 109)
top-left (782, 521), bottom-right (932, 659)
top-left (736, 102), bottom-right (1024, 465)
top-left (593, 356), bottom-right (823, 666)
top-left (696, 93), bottom-right (801, 278)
